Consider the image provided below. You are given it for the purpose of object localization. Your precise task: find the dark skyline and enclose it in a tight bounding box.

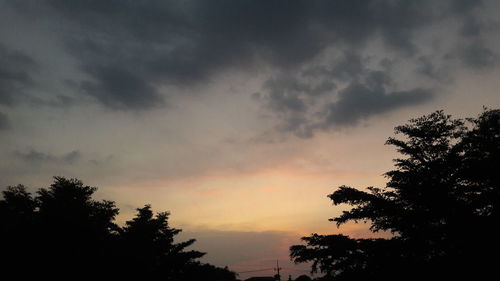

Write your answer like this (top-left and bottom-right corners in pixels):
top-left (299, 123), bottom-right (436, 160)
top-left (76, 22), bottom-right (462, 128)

top-left (1, 0), bottom-right (500, 276)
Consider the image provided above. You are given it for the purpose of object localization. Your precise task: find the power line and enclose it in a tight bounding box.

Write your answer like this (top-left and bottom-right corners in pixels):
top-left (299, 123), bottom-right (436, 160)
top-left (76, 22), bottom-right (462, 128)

top-left (237, 267), bottom-right (309, 274)
top-left (236, 261), bottom-right (311, 277)
top-left (281, 267), bottom-right (311, 273)
top-left (237, 268), bottom-right (275, 274)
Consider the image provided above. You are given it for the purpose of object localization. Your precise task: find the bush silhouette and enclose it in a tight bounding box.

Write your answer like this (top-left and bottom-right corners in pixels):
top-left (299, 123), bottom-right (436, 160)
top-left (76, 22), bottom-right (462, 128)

top-left (0, 177), bottom-right (237, 280)
top-left (290, 109), bottom-right (500, 280)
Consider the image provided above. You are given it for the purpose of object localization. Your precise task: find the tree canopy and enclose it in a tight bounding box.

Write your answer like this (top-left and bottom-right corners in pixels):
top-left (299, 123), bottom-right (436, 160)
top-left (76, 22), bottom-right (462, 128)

top-left (290, 109), bottom-right (500, 280)
top-left (0, 177), bottom-right (237, 281)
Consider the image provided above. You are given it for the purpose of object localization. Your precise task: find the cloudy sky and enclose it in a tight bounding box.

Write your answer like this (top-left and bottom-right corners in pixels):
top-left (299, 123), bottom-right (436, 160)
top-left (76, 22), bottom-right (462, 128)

top-left (1, 0), bottom-right (500, 277)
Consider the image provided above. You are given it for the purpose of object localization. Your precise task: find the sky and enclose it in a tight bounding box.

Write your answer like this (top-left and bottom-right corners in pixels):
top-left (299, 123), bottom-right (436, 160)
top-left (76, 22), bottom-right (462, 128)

top-left (1, 0), bottom-right (500, 278)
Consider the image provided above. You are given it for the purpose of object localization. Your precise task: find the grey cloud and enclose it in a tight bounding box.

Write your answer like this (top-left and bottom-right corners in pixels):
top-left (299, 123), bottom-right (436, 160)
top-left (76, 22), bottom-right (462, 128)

top-left (79, 66), bottom-right (163, 110)
top-left (460, 17), bottom-right (484, 38)
top-left (24, 94), bottom-right (77, 109)
top-left (276, 116), bottom-right (315, 139)
top-left (262, 75), bottom-right (328, 112)
top-left (451, 0), bottom-right (484, 13)
top-left (302, 52), bottom-right (365, 81)
top-left (329, 52), bottom-right (366, 80)
top-left (460, 43), bottom-right (497, 69)
top-left (416, 56), bottom-right (444, 80)
top-left (258, 72), bottom-right (337, 138)
top-left (44, 95), bottom-right (75, 108)
top-left (10, 0), bottom-right (449, 111)
top-left (452, 1), bottom-right (499, 70)
top-left (258, 53), bottom-right (368, 132)
top-left (89, 154), bottom-right (115, 167)
top-left (0, 43), bottom-right (38, 105)
top-left (0, 111), bottom-right (10, 131)
top-left (322, 83), bottom-right (434, 127)
top-left (15, 149), bottom-right (81, 165)
top-left (5, 0), bottom-right (498, 135)
top-left (260, 69), bottom-right (434, 137)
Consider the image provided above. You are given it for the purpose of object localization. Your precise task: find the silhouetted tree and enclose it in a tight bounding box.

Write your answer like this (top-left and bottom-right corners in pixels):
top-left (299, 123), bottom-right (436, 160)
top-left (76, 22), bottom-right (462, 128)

top-left (291, 109), bottom-right (500, 280)
top-left (0, 185), bottom-right (36, 276)
top-left (34, 177), bottom-right (119, 277)
top-left (295, 274), bottom-right (312, 281)
top-left (183, 263), bottom-right (239, 281)
top-left (120, 205), bottom-right (205, 279)
top-left (0, 177), bottom-right (237, 280)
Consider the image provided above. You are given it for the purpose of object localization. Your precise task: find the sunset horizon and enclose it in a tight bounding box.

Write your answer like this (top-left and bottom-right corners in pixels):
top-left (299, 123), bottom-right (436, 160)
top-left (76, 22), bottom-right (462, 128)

top-left (2, 1), bottom-right (500, 280)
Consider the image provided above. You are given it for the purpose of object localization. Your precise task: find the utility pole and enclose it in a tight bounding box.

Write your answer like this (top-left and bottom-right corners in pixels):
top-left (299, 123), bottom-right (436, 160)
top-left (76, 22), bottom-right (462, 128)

top-left (274, 260), bottom-right (282, 281)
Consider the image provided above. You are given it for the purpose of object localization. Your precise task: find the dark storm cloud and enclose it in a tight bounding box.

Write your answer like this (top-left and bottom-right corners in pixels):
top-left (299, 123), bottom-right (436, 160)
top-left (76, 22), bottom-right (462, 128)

top-left (460, 17), bottom-right (484, 38)
top-left (0, 111), bottom-right (10, 131)
top-left (451, 0), bottom-right (484, 13)
top-left (6, 0), bottom-right (498, 133)
top-left (415, 56), bottom-right (448, 81)
top-left (262, 70), bottom-right (434, 137)
top-left (12, 0), bottom-right (438, 107)
top-left (460, 43), bottom-right (498, 69)
top-left (454, 10), bottom-right (499, 70)
top-left (322, 83), bottom-right (433, 127)
top-left (15, 149), bottom-right (81, 165)
top-left (261, 75), bottom-right (336, 113)
top-left (0, 43), bottom-right (38, 105)
top-left (79, 66), bottom-right (163, 110)
top-left (36, 95), bottom-right (76, 108)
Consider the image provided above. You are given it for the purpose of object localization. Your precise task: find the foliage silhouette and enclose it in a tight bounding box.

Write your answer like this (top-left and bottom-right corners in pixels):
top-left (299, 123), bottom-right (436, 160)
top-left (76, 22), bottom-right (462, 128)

top-left (0, 177), bottom-right (237, 280)
top-left (290, 109), bottom-right (500, 280)
top-left (120, 205), bottom-right (205, 279)
top-left (294, 274), bottom-right (312, 281)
